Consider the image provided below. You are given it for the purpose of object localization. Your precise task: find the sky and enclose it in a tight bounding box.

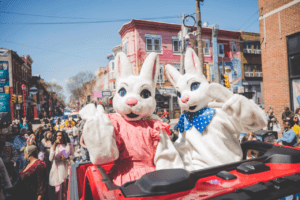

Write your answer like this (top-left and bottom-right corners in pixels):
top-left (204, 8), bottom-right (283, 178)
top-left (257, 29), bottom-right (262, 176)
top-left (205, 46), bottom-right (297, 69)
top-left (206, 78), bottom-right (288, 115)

top-left (0, 0), bottom-right (260, 103)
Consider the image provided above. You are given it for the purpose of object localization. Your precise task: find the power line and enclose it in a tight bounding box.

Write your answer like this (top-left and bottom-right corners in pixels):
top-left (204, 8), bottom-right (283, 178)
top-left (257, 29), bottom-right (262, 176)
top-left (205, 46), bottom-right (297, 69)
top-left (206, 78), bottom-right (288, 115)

top-left (0, 11), bottom-right (103, 20)
top-left (237, 10), bottom-right (259, 30)
top-left (0, 39), bottom-right (88, 59)
top-left (0, 15), bottom-right (180, 25)
top-left (244, 18), bottom-right (258, 31)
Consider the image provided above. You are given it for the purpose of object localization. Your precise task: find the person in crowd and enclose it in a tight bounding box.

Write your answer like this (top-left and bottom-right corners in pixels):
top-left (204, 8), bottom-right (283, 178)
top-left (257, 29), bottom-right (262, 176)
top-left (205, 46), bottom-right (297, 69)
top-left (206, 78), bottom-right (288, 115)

top-left (276, 121), bottom-right (297, 147)
top-left (20, 119), bottom-right (29, 129)
top-left (161, 114), bottom-right (170, 124)
top-left (47, 124), bottom-right (55, 136)
top-left (295, 108), bottom-right (300, 125)
top-left (13, 128), bottom-right (28, 172)
top-left (171, 123), bottom-right (179, 143)
top-left (266, 108), bottom-right (278, 131)
top-left (35, 126), bottom-right (44, 150)
top-left (49, 131), bottom-right (74, 200)
top-left (64, 116), bottom-right (75, 128)
top-left (79, 134), bottom-right (89, 162)
top-left (0, 157), bottom-right (13, 199)
top-left (40, 119), bottom-right (48, 130)
top-left (290, 115), bottom-right (300, 143)
top-left (40, 131), bottom-right (53, 173)
top-left (54, 119), bottom-right (64, 131)
top-left (160, 109), bottom-right (169, 119)
top-left (27, 121), bottom-right (33, 134)
top-left (64, 121), bottom-right (75, 145)
top-left (0, 133), bottom-right (18, 182)
top-left (282, 107), bottom-right (295, 122)
top-left (17, 145), bottom-right (48, 200)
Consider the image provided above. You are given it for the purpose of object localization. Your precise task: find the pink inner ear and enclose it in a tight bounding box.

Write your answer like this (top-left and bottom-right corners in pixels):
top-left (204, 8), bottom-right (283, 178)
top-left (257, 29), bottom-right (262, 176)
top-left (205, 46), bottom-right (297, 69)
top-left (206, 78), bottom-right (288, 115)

top-left (192, 53), bottom-right (198, 71)
top-left (169, 73), bottom-right (174, 82)
top-left (152, 60), bottom-right (156, 80)
top-left (118, 57), bottom-right (121, 76)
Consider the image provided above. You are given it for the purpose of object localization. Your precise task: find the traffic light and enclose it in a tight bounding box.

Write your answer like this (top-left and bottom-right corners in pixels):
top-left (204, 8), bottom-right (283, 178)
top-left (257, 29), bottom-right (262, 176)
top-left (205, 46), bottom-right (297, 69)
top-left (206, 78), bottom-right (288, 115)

top-left (11, 94), bottom-right (16, 103)
top-left (18, 95), bottom-right (23, 103)
top-left (224, 74), bottom-right (230, 88)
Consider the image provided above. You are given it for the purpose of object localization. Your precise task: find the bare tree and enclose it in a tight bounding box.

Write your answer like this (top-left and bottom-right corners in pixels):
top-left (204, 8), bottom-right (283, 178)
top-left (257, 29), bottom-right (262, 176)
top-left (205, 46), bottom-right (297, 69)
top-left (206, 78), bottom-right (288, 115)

top-left (67, 71), bottom-right (95, 105)
top-left (44, 82), bottom-right (66, 105)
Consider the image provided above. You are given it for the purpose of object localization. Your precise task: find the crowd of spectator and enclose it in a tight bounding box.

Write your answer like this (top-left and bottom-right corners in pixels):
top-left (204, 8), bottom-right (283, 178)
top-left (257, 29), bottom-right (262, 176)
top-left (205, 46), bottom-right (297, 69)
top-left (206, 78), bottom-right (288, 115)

top-left (0, 114), bottom-right (86, 200)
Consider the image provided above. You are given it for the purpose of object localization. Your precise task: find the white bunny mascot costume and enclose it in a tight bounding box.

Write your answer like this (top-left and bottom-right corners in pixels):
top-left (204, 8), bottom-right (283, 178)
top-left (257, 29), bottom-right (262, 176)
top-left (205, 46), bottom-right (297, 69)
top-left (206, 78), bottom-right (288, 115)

top-left (79, 52), bottom-right (184, 186)
top-left (165, 48), bottom-right (267, 171)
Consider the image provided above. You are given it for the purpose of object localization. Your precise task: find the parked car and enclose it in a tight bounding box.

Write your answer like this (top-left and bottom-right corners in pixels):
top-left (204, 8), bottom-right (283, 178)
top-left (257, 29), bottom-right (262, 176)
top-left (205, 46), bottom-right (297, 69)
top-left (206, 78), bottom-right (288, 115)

top-left (68, 141), bottom-right (300, 200)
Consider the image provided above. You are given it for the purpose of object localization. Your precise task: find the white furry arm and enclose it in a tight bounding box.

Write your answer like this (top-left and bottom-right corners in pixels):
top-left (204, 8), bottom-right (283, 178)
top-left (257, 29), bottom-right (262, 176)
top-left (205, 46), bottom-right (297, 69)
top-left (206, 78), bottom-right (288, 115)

top-left (222, 94), bottom-right (267, 133)
top-left (173, 132), bottom-right (194, 171)
top-left (154, 130), bottom-right (184, 170)
top-left (79, 104), bottom-right (119, 165)
top-left (207, 83), bottom-right (267, 133)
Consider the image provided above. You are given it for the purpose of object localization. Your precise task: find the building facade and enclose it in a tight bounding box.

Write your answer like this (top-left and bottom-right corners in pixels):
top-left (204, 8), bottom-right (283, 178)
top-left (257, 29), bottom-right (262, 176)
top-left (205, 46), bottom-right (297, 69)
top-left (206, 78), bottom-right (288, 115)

top-left (118, 20), bottom-right (244, 117)
top-left (240, 31), bottom-right (263, 105)
top-left (259, 0), bottom-right (300, 127)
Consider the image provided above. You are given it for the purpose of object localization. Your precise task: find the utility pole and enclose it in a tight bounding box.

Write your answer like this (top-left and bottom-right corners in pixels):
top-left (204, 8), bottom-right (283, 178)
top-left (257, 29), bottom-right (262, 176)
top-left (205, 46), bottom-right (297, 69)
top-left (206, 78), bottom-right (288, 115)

top-left (196, 0), bottom-right (204, 72)
top-left (180, 13), bottom-right (185, 75)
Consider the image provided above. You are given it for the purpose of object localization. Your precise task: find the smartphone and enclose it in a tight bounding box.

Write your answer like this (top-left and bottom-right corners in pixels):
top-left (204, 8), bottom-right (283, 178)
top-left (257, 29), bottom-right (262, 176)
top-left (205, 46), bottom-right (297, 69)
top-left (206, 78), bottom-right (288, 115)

top-left (61, 150), bottom-right (68, 158)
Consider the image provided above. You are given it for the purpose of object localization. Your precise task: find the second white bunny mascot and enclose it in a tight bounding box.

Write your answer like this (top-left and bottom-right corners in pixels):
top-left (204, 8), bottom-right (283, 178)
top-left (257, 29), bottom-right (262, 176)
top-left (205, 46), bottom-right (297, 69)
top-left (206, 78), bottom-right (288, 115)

top-left (79, 52), bottom-right (184, 186)
top-left (165, 48), bottom-right (267, 171)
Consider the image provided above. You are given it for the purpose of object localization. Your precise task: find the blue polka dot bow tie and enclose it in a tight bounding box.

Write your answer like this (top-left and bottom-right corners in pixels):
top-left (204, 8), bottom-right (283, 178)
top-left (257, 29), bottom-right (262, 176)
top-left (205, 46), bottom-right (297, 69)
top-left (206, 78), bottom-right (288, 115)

top-left (178, 107), bottom-right (216, 133)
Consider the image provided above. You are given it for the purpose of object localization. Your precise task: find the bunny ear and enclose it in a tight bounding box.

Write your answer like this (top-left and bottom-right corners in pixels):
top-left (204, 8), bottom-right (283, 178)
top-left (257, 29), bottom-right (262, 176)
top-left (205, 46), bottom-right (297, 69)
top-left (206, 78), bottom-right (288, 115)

top-left (184, 48), bottom-right (204, 77)
top-left (139, 52), bottom-right (159, 84)
top-left (165, 64), bottom-right (181, 86)
top-left (114, 52), bottom-right (133, 80)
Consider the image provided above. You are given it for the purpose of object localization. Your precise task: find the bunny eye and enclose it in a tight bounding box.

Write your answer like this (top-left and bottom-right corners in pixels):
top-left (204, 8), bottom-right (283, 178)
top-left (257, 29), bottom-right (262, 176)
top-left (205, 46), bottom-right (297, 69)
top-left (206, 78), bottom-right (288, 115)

top-left (118, 88), bottom-right (127, 97)
top-left (140, 89), bottom-right (151, 99)
top-left (191, 82), bottom-right (200, 91)
top-left (177, 91), bottom-right (181, 98)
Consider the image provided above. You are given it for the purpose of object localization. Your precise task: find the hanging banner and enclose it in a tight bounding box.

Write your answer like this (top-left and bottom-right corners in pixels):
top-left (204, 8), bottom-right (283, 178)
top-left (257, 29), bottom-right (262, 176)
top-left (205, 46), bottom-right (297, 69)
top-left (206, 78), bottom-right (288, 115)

top-left (292, 79), bottom-right (300, 111)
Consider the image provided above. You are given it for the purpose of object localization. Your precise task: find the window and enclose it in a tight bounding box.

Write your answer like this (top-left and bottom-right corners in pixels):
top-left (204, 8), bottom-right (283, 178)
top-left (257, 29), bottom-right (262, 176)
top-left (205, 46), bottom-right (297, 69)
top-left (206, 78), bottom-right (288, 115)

top-left (111, 61), bottom-right (114, 72)
top-left (232, 42), bottom-right (237, 53)
top-left (172, 38), bottom-right (180, 53)
top-left (123, 41), bottom-right (127, 55)
top-left (113, 81), bottom-right (116, 90)
top-left (157, 64), bottom-right (164, 83)
top-left (218, 44), bottom-right (224, 57)
top-left (145, 34), bottom-right (162, 53)
top-left (254, 41), bottom-right (261, 50)
top-left (203, 39), bottom-right (210, 56)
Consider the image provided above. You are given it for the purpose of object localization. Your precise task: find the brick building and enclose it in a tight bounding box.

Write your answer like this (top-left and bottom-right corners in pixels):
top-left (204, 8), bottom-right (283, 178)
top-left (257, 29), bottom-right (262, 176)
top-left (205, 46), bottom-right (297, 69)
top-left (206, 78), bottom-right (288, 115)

top-left (259, 0), bottom-right (300, 128)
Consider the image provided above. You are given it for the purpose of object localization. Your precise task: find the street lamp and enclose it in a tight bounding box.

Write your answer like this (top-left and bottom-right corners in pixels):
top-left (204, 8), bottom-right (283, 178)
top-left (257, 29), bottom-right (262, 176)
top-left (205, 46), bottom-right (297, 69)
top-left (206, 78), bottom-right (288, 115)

top-left (21, 84), bottom-right (26, 119)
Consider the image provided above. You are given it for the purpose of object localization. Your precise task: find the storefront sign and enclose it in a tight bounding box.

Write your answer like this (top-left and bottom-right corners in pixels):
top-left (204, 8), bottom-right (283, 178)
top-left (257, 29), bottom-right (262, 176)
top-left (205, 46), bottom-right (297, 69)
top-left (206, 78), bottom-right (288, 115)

top-left (93, 92), bottom-right (102, 98)
top-left (102, 91), bottom-right (112, 97)
top-left (0, 49), bottom-right (8, 57)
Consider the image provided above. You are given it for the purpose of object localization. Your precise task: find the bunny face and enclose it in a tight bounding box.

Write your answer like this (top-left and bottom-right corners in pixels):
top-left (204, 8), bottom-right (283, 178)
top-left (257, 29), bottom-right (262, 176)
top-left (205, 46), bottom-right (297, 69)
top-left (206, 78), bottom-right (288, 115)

top-left (166, 48), bottom-right (213, 112)
top-left (113, 52), bottom-right (159, 121)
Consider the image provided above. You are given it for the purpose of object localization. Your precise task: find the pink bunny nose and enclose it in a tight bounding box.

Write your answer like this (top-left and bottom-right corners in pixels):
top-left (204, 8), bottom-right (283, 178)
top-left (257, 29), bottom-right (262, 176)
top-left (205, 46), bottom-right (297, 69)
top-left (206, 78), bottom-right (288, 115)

top-left (125, 98), bottom-right (138, 107)
top-left (181, 95), bottom-right (190, 103)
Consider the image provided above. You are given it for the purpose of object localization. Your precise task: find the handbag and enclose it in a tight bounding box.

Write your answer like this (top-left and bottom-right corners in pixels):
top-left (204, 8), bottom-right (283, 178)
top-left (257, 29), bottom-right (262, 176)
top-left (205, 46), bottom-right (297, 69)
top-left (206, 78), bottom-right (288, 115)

top-left (272, 123), bottom-right (281, 132)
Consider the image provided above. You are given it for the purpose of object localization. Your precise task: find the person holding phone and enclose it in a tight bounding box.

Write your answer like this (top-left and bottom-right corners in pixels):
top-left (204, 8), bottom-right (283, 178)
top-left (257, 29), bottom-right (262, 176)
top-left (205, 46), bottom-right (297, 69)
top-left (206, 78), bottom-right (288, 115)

top-left (49, 131), bottom-right (74, 200)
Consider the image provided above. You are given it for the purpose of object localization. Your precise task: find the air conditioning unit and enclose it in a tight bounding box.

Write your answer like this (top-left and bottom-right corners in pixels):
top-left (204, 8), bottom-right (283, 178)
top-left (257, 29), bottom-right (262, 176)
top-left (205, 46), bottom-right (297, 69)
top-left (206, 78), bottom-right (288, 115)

top-left (245, 72), bottom-right (254, 77)
top-left (203, 48), bottom-right (210, 55)
top-left (254, 50), bottom-right (261, 54)
top-left (255, 72), bottom-right (262, 77)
